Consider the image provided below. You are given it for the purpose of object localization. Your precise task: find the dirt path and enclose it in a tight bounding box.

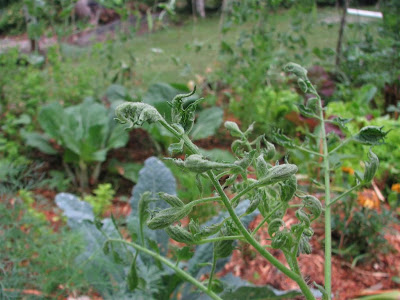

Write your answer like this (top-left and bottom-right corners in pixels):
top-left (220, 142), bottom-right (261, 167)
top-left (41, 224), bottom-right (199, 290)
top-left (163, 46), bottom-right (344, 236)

top-left (0, 14), bottom-right (161, 53)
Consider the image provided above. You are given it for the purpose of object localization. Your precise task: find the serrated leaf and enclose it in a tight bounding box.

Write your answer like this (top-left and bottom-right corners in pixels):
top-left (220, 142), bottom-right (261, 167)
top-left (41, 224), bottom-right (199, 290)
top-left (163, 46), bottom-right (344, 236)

top-left (330, 117), bottom-right (352, 129)
top-left (354, 126), bottom-right (389, 145)
top-left (186, 200), bottom-right (258, 278)
top-left (272, 130), bottom-right (295, 148)
top-left (176, 246), bottom-right (194, 261)
top-left (297, 103), bottom-right (317, 118)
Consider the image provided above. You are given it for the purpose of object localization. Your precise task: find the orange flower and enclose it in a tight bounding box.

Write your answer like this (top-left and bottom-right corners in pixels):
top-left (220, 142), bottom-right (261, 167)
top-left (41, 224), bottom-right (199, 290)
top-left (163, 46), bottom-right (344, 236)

top-left (357, 189), bottom-right (380, 209)
top-left (341, 166), bottom-right (355, 175)
top-left (391, 183), bottom-right (400, 193)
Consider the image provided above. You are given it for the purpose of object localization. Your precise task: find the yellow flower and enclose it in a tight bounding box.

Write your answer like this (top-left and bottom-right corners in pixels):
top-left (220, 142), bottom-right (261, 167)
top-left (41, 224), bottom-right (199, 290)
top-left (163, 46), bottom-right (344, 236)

top-left (391, 183), bottom-right (400, 193)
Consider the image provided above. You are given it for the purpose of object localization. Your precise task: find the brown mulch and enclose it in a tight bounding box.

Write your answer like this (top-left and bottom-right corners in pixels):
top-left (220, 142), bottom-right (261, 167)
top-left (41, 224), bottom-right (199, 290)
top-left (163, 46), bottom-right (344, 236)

top-left (220, 212), bottom-right (400, 300)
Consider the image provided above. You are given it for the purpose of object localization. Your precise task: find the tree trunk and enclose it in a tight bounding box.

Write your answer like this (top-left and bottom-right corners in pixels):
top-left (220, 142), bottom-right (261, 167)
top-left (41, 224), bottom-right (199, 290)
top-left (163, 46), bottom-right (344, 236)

top-left (195, 0), bottom-right (206, 18)
top-left (335, 0), bottom-right (349, 69)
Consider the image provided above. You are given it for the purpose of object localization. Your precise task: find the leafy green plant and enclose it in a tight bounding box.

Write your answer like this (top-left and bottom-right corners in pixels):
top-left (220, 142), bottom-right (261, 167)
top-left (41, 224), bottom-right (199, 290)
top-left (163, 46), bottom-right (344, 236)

top-left (55, 157), bottom-right (289, 299)
top-left (331, 200), bottom-right (395, 265)
top-left (217, 0), bottom-right (315, 135)
top-left (23, 98), bottom-right (129, 191)
top-left (0, 155), bottom-right (88, 299)
top-left (111, 85), bottom-right (325, 299)
top-left (0, 200), bottom-right (88, 298)
top-left (272, 63), bottom-right (385, 298)
top-left (110, 61), bottom-right (386, 299)
top-left (84, 183), bottom-right (115, 216)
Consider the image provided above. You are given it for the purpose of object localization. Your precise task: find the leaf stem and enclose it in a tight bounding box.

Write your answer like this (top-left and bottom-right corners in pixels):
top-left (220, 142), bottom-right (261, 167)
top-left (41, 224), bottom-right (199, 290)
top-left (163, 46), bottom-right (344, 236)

top-left (329, 137), bottom-right (352, 154)
top-left (208, 248), bottom-right (217, 291)
top-left (107, 239), bottom-right (223, 300)
top-left (293, 145), bottom-right (324, 157)
top-left (251, 203), bottom-right (284, 236)
top-left (189, 196), bottom-right (222, 207)
top-left (328, 183), bottom-right (362, 207)
top-left (194, 235), bottom-right (246, 245)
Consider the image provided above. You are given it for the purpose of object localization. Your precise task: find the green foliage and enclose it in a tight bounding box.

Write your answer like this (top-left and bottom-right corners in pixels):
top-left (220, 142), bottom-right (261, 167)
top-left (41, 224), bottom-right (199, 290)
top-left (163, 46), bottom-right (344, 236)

top-left (24, 98), bottom-right (129, 190)
top-left (332, 202), bottom-right (396, 264)
top-left (0, 163), bottom-right (88, 298)
top-left (55, 158), bottom-right (271, 299)
top-left (0, 201), bottom-right (87, 298)
top-left (84, 183), bottom-right (116, 216)
top-left (218, 1), bottom-right (314, 135)
top-left (340, 21), bottom-right (400, 88)
top-left (114, 86), bottom-right (324, 299)
top-left (0, 1), bottom-right (25, 34)
top-left (136, 83), bottom-right (224, 149)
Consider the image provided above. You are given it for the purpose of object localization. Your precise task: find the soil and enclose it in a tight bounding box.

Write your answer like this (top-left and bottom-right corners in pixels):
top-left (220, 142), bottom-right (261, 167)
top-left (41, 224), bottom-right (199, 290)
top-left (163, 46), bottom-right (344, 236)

top-left (220, 210), bottom-right (400, 300)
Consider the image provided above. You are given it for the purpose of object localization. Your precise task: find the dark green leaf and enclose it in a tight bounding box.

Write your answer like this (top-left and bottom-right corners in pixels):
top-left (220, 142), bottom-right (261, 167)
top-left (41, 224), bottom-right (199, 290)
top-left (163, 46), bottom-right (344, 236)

top-left (127, 259), bottom-right (139, 291)
top-left (354, 126), bottom-right (389, 145)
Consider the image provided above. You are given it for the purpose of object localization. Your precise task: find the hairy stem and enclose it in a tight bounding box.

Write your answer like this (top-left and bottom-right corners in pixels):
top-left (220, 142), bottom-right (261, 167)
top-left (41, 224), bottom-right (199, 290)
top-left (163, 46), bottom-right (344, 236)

top-left (329, 137), bottom-right (352, 154)
top-left (328, 183), bottom-right (362, 207)
top-left (310, 84), bottom-right (332, 299)
top-left (107, 239), bottom-right (222, 300)
top-left (293, 145), bottom-right (324, 157)
top-left (188, 196), bottom-right (222, 207)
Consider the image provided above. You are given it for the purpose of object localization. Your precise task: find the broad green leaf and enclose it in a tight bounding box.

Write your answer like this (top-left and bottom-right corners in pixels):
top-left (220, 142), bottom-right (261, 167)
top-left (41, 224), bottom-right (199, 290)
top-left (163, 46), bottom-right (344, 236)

top-left (130, 157), bottom-right (177, 255)
top-left (38, 102), bottom-right (64, 141)
top-left (143, 82), bottom-right (187, 121)
top-left (106, 84), bottom-right (130, 102)
top-left (22, 131), bottom-right (57, 155)
top-left (190, 107), bottom-right (224, 140)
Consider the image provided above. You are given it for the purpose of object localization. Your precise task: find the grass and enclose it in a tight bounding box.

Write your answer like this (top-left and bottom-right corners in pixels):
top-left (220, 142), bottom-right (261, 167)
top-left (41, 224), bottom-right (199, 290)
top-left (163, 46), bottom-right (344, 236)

top-left (54, 6), bottom-right (381, 96)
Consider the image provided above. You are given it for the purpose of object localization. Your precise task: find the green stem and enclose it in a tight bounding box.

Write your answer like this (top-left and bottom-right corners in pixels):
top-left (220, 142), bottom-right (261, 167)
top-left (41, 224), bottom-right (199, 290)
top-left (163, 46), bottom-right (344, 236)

top-left (208, 248), bottom-right (217, 291)
top-left (293, 145), bottom-right (324, 157)
top-left (329, 137), bottom-right (352, 154)
top-left (194, 235), bottom-right (246, 245)
top-left (251, 203), bottom-right (284, 236)
top-left (230, 181), bottom-right (259, 205)
top-left (311, 84), bottom-right (332, 299)
top-left (207, 171), bottom-right (315, 300)
top-left (188, 196), bottom-right (222, 208)
top-left (107, 239), bottom-right (222, 300)
top-left (328, 183), bottom-right (362, 207)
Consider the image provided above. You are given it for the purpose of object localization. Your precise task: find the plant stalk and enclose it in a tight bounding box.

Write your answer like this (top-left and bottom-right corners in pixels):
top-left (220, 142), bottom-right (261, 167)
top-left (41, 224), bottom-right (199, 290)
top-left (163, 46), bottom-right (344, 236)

top-left (160, 118), bottom-right (316, 300)
top-left (313, 86), bottom-right (332, 299)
